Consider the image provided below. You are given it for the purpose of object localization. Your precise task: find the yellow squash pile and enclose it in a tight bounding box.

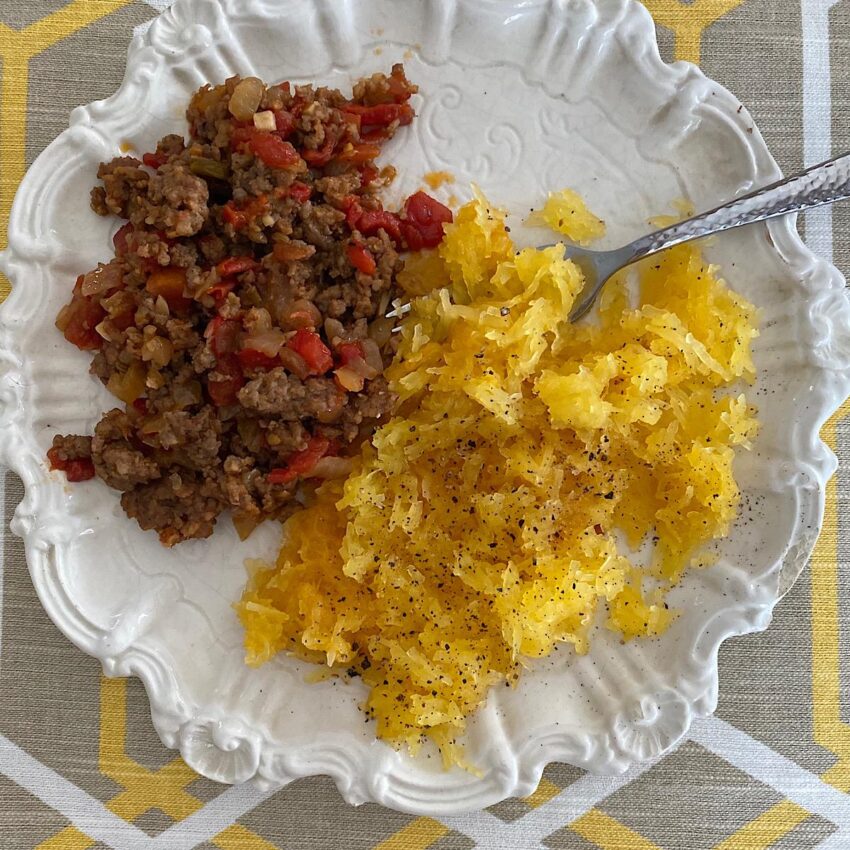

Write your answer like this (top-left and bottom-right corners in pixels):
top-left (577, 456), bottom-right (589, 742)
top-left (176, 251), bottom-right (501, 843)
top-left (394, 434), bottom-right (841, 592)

top-left (237, 188), bottom-right (759, 764)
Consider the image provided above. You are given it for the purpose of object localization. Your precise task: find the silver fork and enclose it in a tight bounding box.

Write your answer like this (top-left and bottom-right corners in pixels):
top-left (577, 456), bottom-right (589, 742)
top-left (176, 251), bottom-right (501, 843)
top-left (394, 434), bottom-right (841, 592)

top-left (564, 152), bottom-right (850, 321)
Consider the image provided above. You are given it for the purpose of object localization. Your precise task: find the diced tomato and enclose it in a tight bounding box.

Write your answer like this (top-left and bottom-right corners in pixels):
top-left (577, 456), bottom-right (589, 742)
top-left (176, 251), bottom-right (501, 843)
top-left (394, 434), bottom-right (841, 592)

top-left (336, 341), bottom-right (364, 366)
top-left (346, 243), bottom-right (377, 275)
top-left (142, 151), bottom-right (166, 169)
top-left (401, 191), bottom-right (453, 250)
top-left (207, 353), bottom-right (244, 406)
top-left (335, 143), bottom-right (381, 165)
top-left (272, 241), bottom-right (314, 262)
top-left (357, 209), bottom-right (402, 242)
top-left (222, 202), bottom-right (247, 229)
top-left (230, 125), bottom-right (256, 151)
top-left (47, 447), bottom-right (97, 482)
top-left (146, 267), bottom-right (192, 312)
top-left (222, 195), bottom-right (269, 230)
top-left (286, 329), bottom-right (333, 375)
top-left (274, 109), bottom-right (296, 138)
top-left (207, 277), bottom-right (236, 305)
top-left (268, 436), bottom-right (331, 484)
top-left (341, 195), bottom-right (363, 229)
top-left (57, 294), bottom-right (105, 351)
top-left (236, 348), bottom-right (280, 370)
top-left (205, 316), bottom-right (242, 357)
top-left (216, 256), bottom-right (260, 276)
top-left (359, 164), bottom-right (379, 187)
top-left (387, 65), bottom-right (416, 103)
top-left (65, 458), bottom-right (96, 482)
top-left (301, 125), bottom-right (342, 166)
top-left (250, 133), bottom-right (301, 169)
top-left (289, 181), bottom-right (312, 203)
top-left (343, 103), bottom-right (414, 129)
top-left (113, 222), bottom-right (134, 256)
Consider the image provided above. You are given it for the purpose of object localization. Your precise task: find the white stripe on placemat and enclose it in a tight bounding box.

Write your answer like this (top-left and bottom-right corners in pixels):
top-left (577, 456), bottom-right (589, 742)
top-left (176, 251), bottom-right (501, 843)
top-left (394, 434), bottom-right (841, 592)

top-left (690, 716), bottom-right (850, 830)
top-left (150, 783), bottom-right (276, 849)
top-left (438, 754), bottom-right (663, 850)
top-left (801, 0), bottom-right (841, 261)
top-left (0, 733), bottom-right (150, 850)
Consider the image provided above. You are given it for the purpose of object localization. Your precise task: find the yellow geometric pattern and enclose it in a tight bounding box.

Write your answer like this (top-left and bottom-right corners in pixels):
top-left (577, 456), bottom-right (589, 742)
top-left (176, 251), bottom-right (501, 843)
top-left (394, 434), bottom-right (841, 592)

top-left (0, 0), bottom-right (136, 300)
top-left (35, 678), bottom-right (276, 849)
top-left (641, 0), bottom-right (746, 62)
top-left (0, 2), bottom-right (847, 849)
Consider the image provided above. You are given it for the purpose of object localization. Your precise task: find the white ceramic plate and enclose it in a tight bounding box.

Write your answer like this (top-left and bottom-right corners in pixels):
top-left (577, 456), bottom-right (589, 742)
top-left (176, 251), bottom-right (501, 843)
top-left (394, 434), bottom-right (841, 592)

top-left (2, 0), bottom-right (850, 814)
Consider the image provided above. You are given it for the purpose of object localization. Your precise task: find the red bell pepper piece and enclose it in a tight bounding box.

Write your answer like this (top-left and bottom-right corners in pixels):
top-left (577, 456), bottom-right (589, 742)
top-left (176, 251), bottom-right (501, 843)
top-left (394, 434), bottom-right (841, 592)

top-left (222, 201), bottom-right (248, 230)
top-left (250, 133), bottom-right (301, 169)
top-left (289, 181), bottom-right (312, 203)
top-left (274, 109), bottom-right (296, 138)
top-left (343, 103), bottom-right (414, 129)
top-left (268, 436), bottom-right (331, 484)
top-left (346, 243), bottom-right (377, 275)
top-left (207, 353), bottom-right (244, 406)
top-left (113, 222), bottom-right (134, 256)
top-left (207, 277), bottom-right (236, 305)
top-left (236, 348), bottom-right (280, 370)
top-left (205, 316), bottom-right (242, 357)
top-left (142, 151), bottom-right (166, 169)
top-left (335, 143), bottom-right (381, 164)
top-left (400, 191), bottom-right (453, 250)
top-left (286, 329), bottom-right (333, 375)
top-left (216, 256), bottom-right (260, 276)
top-left (336, 341), bottom-right (365, 366)
top-left (47, 446), bottom-right (97, 482)
top-left (356, 209), bottom-right (402, 243)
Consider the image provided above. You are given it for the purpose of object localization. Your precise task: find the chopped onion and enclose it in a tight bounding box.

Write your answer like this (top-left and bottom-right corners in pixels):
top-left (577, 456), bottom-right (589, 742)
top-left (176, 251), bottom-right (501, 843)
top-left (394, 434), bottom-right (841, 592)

top-left (55, 303), bottom-right (73, 332)
top-left (228, 77), bottom-right (265, 122)
top-left (314, 388), bottom-right (347, 423)
top-left (310, 456), bottom-right (353, 480)
top-left (324, 318), bottom-right (346, 344)
top-left (280, 299), bottom-right (321, 329)
top-left (360, 338), bottom-right (384, 374)
top-left (81, 262), bottom-right (123, 297)
top-left (253, 110), bottom-right (276, 131)
top-left (141, 336), bottom-right (174, 367)
top-left (172, 380), bottom-right (203, 408)
top-left (368, 316), bottom-right (394, 349)
top-left (242, 328), bottom-right (286, 357)
top-left (277, 347), bottom-right (311, 380)
top-left (335, 365), bottom-right (365, 392)
top-left (232, 510), bottom-right (260, 541)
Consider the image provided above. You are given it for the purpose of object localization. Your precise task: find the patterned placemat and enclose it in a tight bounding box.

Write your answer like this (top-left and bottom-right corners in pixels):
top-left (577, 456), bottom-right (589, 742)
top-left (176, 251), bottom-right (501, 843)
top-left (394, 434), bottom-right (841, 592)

top-left (1, 1), bottom-right (849, 848)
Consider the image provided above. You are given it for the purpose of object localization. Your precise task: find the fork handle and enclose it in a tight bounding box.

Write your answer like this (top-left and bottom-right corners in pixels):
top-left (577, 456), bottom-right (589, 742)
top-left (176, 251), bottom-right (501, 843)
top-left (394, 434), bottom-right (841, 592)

top-left (627, 151), bottom-right (850, 261)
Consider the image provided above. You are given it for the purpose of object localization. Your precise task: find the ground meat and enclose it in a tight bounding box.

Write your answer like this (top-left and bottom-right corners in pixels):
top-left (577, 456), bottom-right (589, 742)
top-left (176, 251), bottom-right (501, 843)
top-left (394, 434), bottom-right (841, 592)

top-left (53, 66), bottom-right (454, 546)
top-left (336, 377), bottom-right (397, 441)
top-left (90, 157), bottom-right (149, 218)
top-left (121, 470), bottom-right (226, 547)
top-left (144, 408), bottom-right (221, 470)
top-left (133, 162), bottom-right (209, 238)
top-left (238, 370), bottom-right (345, 421)
top-left (91, 410), bottom-right (161, 491)
top-left (49, 434), bottom-right (92, 462)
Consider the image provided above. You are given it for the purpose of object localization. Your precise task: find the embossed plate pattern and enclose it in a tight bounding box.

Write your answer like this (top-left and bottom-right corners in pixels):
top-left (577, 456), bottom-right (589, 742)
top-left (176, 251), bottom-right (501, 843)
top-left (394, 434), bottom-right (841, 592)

top-left (1, 0), bottom-right (850, 814)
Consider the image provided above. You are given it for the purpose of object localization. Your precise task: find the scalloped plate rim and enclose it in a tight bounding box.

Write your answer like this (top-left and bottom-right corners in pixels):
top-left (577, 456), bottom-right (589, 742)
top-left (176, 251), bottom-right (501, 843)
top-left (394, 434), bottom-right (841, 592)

top-left (1, 0), bottom-right (849, 814)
